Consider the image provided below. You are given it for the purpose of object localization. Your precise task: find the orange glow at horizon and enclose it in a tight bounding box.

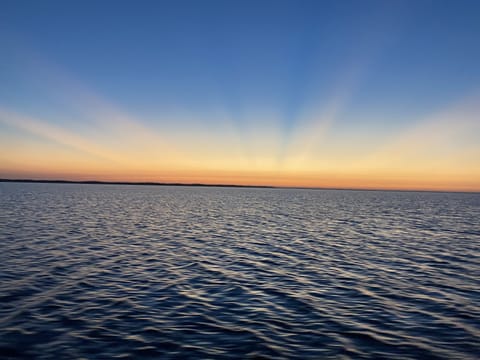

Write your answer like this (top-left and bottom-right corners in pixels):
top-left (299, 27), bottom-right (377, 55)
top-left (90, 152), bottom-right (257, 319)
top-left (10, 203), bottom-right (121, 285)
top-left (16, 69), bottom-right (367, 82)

top-left (1, 94), bottom-right (479, 193)
top-left (1, 162), bottom-right (479, 192)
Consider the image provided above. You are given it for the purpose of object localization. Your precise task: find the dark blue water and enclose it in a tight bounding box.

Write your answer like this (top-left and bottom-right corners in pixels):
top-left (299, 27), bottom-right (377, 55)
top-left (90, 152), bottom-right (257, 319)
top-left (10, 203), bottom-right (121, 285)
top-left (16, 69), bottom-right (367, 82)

top-left (0, 183), bottom-right (479, 359)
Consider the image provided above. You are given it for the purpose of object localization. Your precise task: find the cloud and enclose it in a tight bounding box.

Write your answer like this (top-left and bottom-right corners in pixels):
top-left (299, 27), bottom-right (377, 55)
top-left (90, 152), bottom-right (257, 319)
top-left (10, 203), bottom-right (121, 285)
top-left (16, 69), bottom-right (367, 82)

top-left (0, 108), bottom-right (119, 162)
top-left (357, 94), bottom-right (480, 176)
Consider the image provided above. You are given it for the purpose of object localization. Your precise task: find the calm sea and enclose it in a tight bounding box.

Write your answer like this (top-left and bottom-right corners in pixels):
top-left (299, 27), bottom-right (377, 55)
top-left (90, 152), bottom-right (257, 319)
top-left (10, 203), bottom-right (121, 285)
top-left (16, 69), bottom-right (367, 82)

top-left (0, 183), bottom-right (479, 359)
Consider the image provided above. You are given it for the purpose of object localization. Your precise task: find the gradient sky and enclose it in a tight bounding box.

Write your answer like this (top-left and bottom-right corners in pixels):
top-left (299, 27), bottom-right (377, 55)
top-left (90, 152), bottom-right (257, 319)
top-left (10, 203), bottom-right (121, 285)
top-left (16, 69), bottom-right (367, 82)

top-left (1, 0), bottom-right (479, 191)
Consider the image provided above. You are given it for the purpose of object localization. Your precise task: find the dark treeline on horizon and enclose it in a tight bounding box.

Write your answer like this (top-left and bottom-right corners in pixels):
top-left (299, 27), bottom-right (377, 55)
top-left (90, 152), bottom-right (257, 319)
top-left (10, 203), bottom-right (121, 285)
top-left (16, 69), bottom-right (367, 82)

top-left (0, 178), bottom-right (275, 189)
top-left (1, 179), bottom-right (478, 194)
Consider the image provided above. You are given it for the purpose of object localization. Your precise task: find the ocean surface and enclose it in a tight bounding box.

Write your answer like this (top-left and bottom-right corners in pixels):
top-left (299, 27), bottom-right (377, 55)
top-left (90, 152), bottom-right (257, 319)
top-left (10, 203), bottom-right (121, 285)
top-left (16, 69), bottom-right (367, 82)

top-left (0, 183), bottom-right (479, 359)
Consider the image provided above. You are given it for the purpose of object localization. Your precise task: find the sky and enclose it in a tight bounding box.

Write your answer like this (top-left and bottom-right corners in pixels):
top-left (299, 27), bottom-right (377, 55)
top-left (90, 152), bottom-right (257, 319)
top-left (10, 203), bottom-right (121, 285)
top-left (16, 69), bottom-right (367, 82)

top-left (1, 0), bottom-right (479, 191)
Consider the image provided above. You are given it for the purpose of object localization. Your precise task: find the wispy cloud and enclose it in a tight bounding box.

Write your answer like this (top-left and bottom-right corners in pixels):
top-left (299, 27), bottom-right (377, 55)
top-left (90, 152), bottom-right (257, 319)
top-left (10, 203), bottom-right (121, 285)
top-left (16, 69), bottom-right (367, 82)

top-left (0, 108), bottom-right (119, 162)
top-left (357, 94), bottom-right (480, 175)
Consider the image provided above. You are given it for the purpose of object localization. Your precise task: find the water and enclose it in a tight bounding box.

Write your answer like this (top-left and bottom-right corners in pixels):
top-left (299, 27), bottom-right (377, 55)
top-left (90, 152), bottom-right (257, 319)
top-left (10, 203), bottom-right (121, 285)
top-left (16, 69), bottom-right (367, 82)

top-left (0, 183), bottom-right (479, 359)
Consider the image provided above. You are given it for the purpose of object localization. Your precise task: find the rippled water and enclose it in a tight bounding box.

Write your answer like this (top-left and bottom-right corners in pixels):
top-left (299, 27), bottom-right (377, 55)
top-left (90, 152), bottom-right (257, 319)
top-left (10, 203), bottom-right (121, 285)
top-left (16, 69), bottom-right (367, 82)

top-left (1, 183), bottom-right (479, 359)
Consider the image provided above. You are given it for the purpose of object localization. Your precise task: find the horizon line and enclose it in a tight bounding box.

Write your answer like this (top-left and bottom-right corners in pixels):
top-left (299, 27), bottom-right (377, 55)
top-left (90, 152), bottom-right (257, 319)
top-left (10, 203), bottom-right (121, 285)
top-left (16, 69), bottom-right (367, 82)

top-left (1, 178), bottom-right (478, 195)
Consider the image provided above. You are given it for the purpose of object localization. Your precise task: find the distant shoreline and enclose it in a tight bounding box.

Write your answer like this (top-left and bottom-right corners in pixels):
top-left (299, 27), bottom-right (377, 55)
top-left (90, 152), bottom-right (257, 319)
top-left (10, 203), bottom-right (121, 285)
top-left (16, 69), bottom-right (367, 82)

top-left (0, 178), bottom-right (478, 194)
top-left (0, 178), bottom-right (275, 189)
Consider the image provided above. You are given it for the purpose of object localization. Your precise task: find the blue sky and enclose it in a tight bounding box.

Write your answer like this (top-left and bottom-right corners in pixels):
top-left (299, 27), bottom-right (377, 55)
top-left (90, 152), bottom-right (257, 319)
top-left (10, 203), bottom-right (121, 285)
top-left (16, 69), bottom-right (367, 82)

top-left (2, 1), bottom-right (478, 117)
top-left (1, 0), bottom-right (479, 189)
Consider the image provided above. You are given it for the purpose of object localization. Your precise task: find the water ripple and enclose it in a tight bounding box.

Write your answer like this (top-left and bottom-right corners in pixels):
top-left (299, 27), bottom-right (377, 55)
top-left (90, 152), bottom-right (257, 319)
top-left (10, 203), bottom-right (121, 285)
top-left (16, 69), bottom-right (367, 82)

top-left (0, 183), bottom-right (479, 359)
